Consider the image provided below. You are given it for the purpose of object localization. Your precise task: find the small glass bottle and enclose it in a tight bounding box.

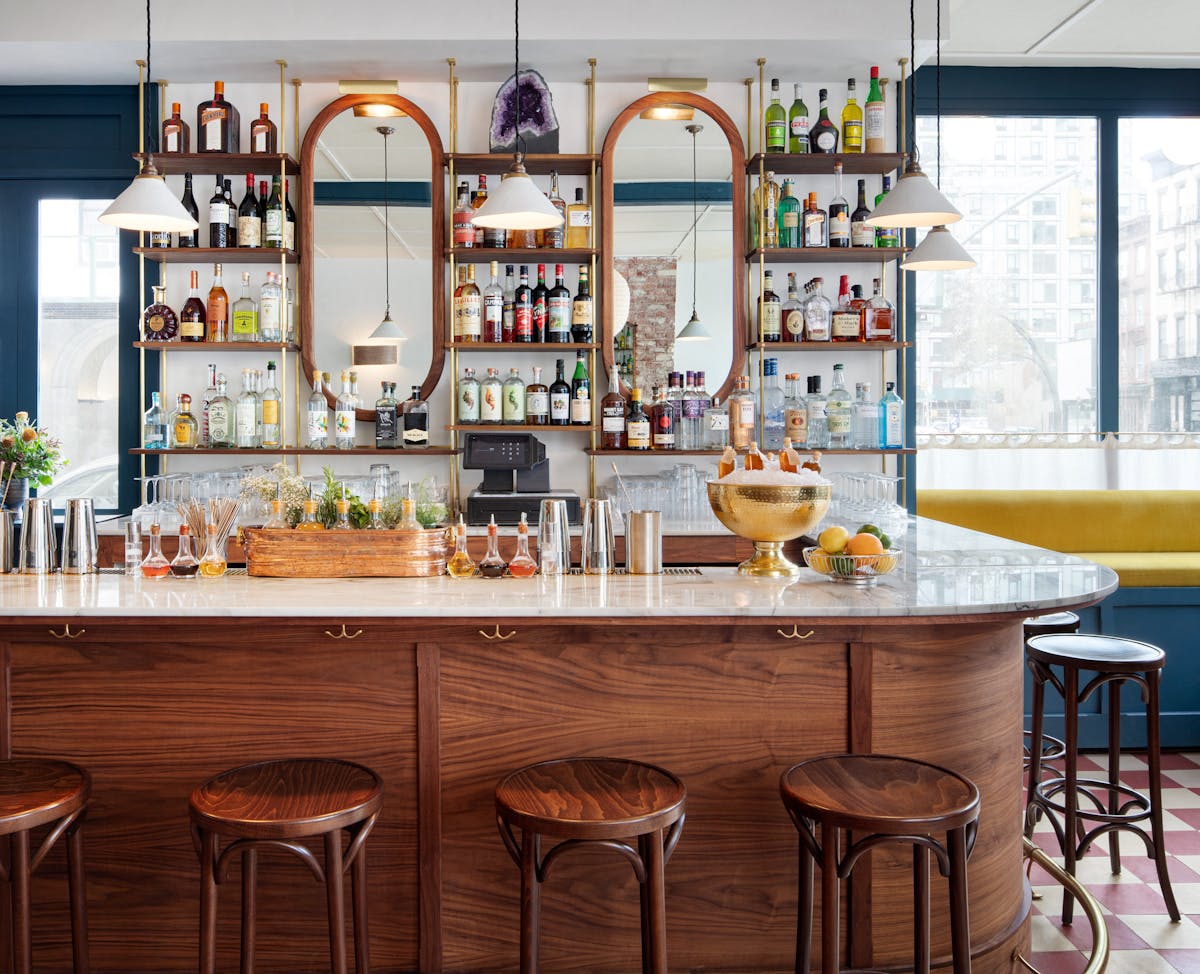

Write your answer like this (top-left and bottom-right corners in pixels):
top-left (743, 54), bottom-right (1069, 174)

top-left (806, 376), bottom-right (830, 450)
top-left (236, 368), bottom-right (261, 448)
top-left (261, 361), bottom-right (281, 448)
top-left (479, 515), bottom-right (508, 578)
top-left (402, 386), bottom-right (430, 447)
top-left (446, 515), bottom-right (477, 578)
top-left (703, 396), bottom-right (729, 449)
top-left (826, 364), bottom-right (853, 448)
top-left (143, 392), bottom-right (167, 449)
top-left (171, 393), bottom-right (199, 449)
top-left (399, 496), bottom-right (421, 531)
top-left (231, 272), bottom-right (259, 341)
top-left (169, 524), bottom-right (200, 577)
top-left (508, 513), bottom-right (538, 577)
top-left (263, 499), bottom-right (288, 529)
top-left (142, 285), bottom-right (178, 341)
top-left (140, 523), bottom-right (171, 578)
top-left (199, 522), bottom-right (228, 577)
top-left (502, 368), bottom-right (526, 425)
top-left (294, 498), bottom-right (325, 531)
top-left (879, 381), bottom-right (905, 449)
top-left (332, 497), bottom-right (353, 530)
top-left (208, 375), bottom-right (235, 448)
top-left (336, 370), bottom-right (356, 450)
top-left (804, 278), bottom-right (832, 341)
top-left (367, 498), bottom-right (385, 530)
top-left (307, 371), bottom-right (329, 449)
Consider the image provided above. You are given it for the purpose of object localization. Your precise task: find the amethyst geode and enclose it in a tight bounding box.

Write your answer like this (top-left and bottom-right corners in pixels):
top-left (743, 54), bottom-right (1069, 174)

top-left (489, 69), bottom-right (559, 155)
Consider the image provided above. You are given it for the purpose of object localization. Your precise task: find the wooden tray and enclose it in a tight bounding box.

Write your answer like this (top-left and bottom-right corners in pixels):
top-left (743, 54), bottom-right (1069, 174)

top-left (243, 527), bottom-right (449, 578)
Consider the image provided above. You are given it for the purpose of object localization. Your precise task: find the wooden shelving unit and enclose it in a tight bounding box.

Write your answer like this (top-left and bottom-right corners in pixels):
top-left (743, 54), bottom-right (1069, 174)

top-left (135, 247), bottom-right (299, 264)
top-left (744, 152), bottom-right (905, 176)
top-left (448, 152), bottom-right (600, 176)
top-left (445, 248), bottom-right (597, 262)
top-left (743, 340), bottom-right (912, 352)
top-left (586, 447), bottom-right (916, 457)
top-left (134, 152), bottom-right (300, 175)
top-left (449, 425), bottom-right (597, 434)
top-left (746, 247), bottom-right (908, 263)
top-left (445, 342), bottom-right (599, 352)
top-left (134, 341), bottom-right (298, 352)
top-left (132, 447), bottom-right (460, 456)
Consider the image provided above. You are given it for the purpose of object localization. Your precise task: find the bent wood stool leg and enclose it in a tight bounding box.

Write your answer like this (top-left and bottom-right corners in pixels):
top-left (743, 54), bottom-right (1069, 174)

top-left (66, 819), bottom-right (90, 974)
top-left (1107, 679), bottom-right (1123, 876)
top-left (519, 828), bottom-right (540, 974)
top-left (947, 826), bottom-right (973, 974)
top-left (240, 847), bottom-right (257, 974)
top-left (198, 829), bottom-right (218, 974)
top-left (914, 843), bottom-right (930, 974)
top-left (1062, 665), bottom-right (1081, 925)
top-left (644, 828), bottom-right (668, 974)
top-left (10, 830), bottom-right (30, 974)
top-left (638, 834), bottom-right (651, 974)
top-left (351, 828), bottom-right (370, 974)
top-left (1146, 671), bottom-right (1181, 922)
top-left (795, 822), bottom-right (814, 974)
top-left (820, 824), bottom-right (839, 974)
top-left (324, 830), bottom-right (349, 974)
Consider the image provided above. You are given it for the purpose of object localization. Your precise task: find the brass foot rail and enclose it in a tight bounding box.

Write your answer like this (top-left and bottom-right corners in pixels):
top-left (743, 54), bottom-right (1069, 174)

top-left (1016, 837), bottom-right (1108, 974)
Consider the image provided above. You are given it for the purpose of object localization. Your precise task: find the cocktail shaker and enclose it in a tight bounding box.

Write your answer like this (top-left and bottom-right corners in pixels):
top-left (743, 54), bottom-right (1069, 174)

top-left (581, 498), bottom-right (615, 575)
top-left (18, 498), bottom-right (57, 574)
top-left (537, 499), bottom-right (571, 575)
top-left (61, 498), bottom-right (99, 574)
top-left (626, 510), bottom-right (662, 575)
top-left (0, 510), bottom-right (14, 574)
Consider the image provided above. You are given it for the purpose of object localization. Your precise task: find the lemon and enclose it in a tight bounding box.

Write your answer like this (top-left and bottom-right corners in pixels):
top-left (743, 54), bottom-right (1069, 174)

top-left (818, 525), bottom-right (850, 554)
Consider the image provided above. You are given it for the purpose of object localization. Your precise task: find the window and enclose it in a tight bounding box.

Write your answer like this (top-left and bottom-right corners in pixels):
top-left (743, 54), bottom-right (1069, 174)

top-left (1027, 140), bottom-right (1044, 160)
top-left (1158, 191), bottom-right (1170, 229)
top-left (1071, 280), bottom-right (1094, 304)
top-left (1032, 223), bottom-right (1057, 245)
top-left (1158, 252), bottom-right (1169, 287)
top-left (1136, 345), bottom-right (1146, 379)
top-left (1064, 139), bottom-right (1079, 160)
top-left (1007, 253), bottom-right (1022, 274)
top-left (1006, 222), bottom-right (1021, 244)
top-left (1136, 245), bottom-right (1146, 275)
top-left (1177, 248), bottom-right (1188, 289)
top-left (994, 140), bottom-right (1007, 160)
top-left (1177, 314), bottom-right (1188, 358)
top-left (1033, 253), bottom-right (1057, 274)
top-left (1032, 197), bottom-right (1057, 216)
top-left (1159, 317), bottom-right (1172, 358)
top-left (1038, 281), bottom-right (1057, 303)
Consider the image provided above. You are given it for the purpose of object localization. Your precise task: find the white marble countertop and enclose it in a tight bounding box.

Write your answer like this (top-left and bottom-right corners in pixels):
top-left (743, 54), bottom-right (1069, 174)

top-left (0, 518), bottom-right (1117, 619)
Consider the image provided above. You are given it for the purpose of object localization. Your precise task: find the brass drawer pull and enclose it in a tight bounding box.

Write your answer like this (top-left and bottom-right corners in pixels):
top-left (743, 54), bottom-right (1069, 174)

top-left (479, 624), bottom-right (516, 641)
top-left (777, 626), bottom-right (815, 640)
top-left (324, 625), bottom-right (363, 640)
top-left (49, 624), bottom-right (86, 640)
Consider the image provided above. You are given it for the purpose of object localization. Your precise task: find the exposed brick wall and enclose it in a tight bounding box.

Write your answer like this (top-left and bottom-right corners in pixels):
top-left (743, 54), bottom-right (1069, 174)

top-left (615, 256), bottom-right (677, 392)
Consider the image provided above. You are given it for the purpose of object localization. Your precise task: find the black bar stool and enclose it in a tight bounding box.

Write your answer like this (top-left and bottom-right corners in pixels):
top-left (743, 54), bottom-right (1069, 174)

top-left (1024, 633), bottom-right (1180, 924)
top-left (189, 758), bottom-right (383, 974)
top-left (780, 753), bottom-right (979, 974)
top-left (1022, 612), bottom-right (1079, 777)
top-left (495, 757), bottom-right (686, 974)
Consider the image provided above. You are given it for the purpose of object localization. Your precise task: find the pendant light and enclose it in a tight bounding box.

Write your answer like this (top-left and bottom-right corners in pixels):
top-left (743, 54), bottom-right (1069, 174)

top-left (98, 0), bottom-right (199, 233)
top-left (470, 0), bottom-right (564, 232)
top-left (676, 123), bottom-right (711, 343)
top-left (864, 0), bottom-right (961, 230)
top-left (369, 125), bottom-right (407, 341)
top-left (901, 0), bottom-right (975, 271)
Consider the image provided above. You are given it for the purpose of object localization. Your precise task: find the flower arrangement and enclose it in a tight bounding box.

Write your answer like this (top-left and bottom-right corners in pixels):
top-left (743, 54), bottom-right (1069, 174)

top-left (0, 412), bottom-right (66, 493)
top-left (240, 462), bottom-right (309, 527)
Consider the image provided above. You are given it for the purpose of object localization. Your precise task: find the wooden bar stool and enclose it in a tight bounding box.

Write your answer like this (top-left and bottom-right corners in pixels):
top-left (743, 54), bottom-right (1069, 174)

top-left (1024, 633), bottom-right (1180, 924)
top-left (780, 754), bottom-right (979, 974)
top-left (189, 758), bottom-right (383, 974)
top-left (495, 757), bottom-right (686, 974)
top-left (0, 759), bottom-right (90, 974)
top-left (1022, 612), bottom-right (1079, 776)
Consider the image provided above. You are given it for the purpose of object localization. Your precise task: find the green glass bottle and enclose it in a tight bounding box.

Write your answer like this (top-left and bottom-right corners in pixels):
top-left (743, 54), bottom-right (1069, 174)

top-left (777, 179), bottom-right (802, 248)
top-left (765, 78), bottom-right (786, 153)
top-left (787, 83), bottom-right (810, 154)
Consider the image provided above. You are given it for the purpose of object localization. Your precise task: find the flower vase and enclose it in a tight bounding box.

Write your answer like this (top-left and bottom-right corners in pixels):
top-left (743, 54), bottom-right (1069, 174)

top-left (1, 477), bottom-right (28, 516)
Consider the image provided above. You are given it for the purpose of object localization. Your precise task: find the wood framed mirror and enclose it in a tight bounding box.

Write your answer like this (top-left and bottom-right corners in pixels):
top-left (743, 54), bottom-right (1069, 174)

top-left (602, 91), bottom-right (746, 402)
top-left (300, 93), bottom-right (446, 420)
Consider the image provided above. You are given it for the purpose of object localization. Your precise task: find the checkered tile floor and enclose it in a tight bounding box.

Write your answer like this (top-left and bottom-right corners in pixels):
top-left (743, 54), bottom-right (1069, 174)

top-left (1027, 751), bottom-right (1200, 974)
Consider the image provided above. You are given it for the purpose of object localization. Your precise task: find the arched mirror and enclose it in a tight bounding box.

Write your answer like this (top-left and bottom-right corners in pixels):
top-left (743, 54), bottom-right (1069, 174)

top-left (602, 92), bottom-right (745, 401)
top-left (301, 94), bottom-right (445, 420)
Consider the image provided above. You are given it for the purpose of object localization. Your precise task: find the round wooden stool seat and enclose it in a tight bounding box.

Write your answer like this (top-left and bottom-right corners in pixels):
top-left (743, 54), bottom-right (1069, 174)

top-left (496, 756), bottom-right (686, 839)
top-left (1023, 611), bottom-right (1080, 638)
top-left (780, 754), bottom-right (979, 834)
top-left (0, 758), bottom-right (90, 835)
top-left (190, 757), bottom-right (382, 838)
top-left (1027, 633), bottom-right (1165, 673)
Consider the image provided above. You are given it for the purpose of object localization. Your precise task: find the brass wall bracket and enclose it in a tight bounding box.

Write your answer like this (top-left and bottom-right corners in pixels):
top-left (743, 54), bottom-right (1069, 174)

top-left (49, 624), bottom-right (85, 640)
top-left (777, 626), bottom-right (815, 640)
top-left (479, 625), bottom-right (516, 641)
top-left (324, 625), bottom-right (363, 640)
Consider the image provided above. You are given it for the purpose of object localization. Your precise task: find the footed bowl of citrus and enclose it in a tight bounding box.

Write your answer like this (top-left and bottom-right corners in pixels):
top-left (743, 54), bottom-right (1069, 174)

top-left (707, 474), bottom-right (832, 578)
top-left (803, 524), bottom-right (901, 586)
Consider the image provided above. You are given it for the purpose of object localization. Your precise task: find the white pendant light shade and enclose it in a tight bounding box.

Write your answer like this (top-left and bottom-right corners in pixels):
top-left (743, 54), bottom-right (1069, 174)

top-left (369, 311), bottom-right (407, 341)
top-left (902, 225), bottom-right (976, 272)
top-left (676, 311), bottom-right (711, 342)
top-left (471, 165), bottom-right (564, 231)
top-left (99, 166), bottom-right (199, 232)
top-left (864, 162), bottom-right (962, 229)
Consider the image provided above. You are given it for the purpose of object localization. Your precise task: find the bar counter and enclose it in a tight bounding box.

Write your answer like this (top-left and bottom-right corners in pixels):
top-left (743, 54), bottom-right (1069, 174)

top-left (0, 518), bottom-right (1116, 974)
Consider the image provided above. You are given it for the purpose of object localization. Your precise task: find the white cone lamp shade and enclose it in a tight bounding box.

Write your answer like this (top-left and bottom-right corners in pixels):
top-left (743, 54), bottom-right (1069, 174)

top-left (99, 165), bottom-right (199, 232)
top-left (902, 225), bottom-right (976, 272)
top-left (471, 163), bottom-right (564, 231)
top-left (676, 311), bottom-right (711, 342)
top-left (369, 311), bottom-right (407, 341)
top-left (865, 161), bottom-right (962, 229)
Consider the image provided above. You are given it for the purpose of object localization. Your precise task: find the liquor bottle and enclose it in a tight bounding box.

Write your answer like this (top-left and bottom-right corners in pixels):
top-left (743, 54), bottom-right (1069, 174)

top-left (452, 182), bottom-right (474, 248)
top-left (803, 191), bottom-right (827, 248)
top-left (765, 78), bottom-right (786, 153)
top-left (170, 394), bottom-right (198, 448)
top-left (841, 79), bottom-right (863, 153)
top-left (788, 84), bottom-right (809, 154)
top-left (782, 273), bottom-right (804, 342)
top-left (377, 380), bottom-right (400, 446)
top-left (543, 171), bottom-right (567, 249)
top-left (600, 368), bottom-right (626, 449)
top-left (666, 372), bottom-right (684, 434)
top-left (879, 381), bottom-right (904, 448)
top-left (548, 360), bottom-right (570, 426)
top-left (261, 361), bottom-right (281, 448)
top-left (547, 264), bottom-right (571, 342)
top-left (525, 366), bottom-right (549, 427)
top-left (531, 264), bottom-right (548, 343)
top-left (570, 351), bottom-right (591, 425)
top-left (865, 66), bottom-right (886, 153)
top-left (284, 181), bottom-right (297, 252)
top-left (572, 265), bottom-right (593, 342)
top-left (809, 88), bottom-right (839, 153)
top-left (729, 376), bottom-right (757, 450)
top-left (508, 513), bottom-right (538, 577)
top-left (478, 515), bottom-right (508, 578)
top-left (831, 276), bottom-right (862, 342)
top-left (501, 264), bottom-right (516, 341)
top-left (294, 498), bottom-right (325, 531)
top-left (231, 369), bottom-right (255, 448)
top-left (704, 396), bottom-right (729, 449)
top-left (250, 103), bottom-right (277, 153)
top-left (763, 359), bottom-right (786, 451)
top-left (753, 172), bottom-right (781, 248)
top-left (142, 285), bottom-right (178, 341)
top-left (149, 224), bottom-right (171, 249)
top-left (865, 278), bottom-right (896, 341)
top-left (483, 261), bottom-right (504, 342)
top-left (446, 516), bottom-right (477, 578)
top-left (259, 271), bottom-right (283, 342)
top-left (238, 175), bottom-right (261, 248)
top-left (178, 174), bottom-right (199, 247)
top-left (783, 372), bottom-right (807, 445)
top-left (760, 270), bottom-right (781, 342)
top-left (777, 179), bottom-right (801, 248)
top-left (307, 371), bottom-right (329, 449)
top-left (828, 162), bottom-right (850, 248)
top-left (483, 186), bottom-right (507, 250)
top-left (805, 376), bottom-right (829, 449)
top-left (680, 372), bottom-right (704, 449)
top-left (467, 176), bottom-right (486, 247)
top-left (501, 369), bottom-right (526, 424)
top-left (208, 175), bottom-right (230, 248)
top-left (402, 386), bottom-right (429, 447)
top-left (199, 363), bottom-right (218, 446)
top-left (257, 179), bottom-right (269, 222)
top-left (625, 388), bottom-right (650, 450)
top-left (207, 374), bottom-right (234, 448)
top-left (854, 381), bottom-right (880, 450)
top-left (453, 263), bottom-right (482, 342)
top-left (162, 102), bottom-right (190, 153)
top-left (826, 364), bottom-right (852, 448)
top-left (198, 521), bottom-right (228, 576)
top-left (178, 270), bottom-right (205, 341)
top-left (334, 370), bottom-right (355, 449)
top-left (223, 179), bottom-right (238, 247)
top-left (851, 179), bottom-right (875, 248)
top-left (264, 176), bottom-right (285, 249)
top-left (206, 264), bottom-right (229, 341)
top-left (651, 387), bottom-right (677, 450)
top-left (143, 392), bottom-right (167, 448)
top-left (565, 187), bottom-right (591, 248)
top-left (480, 367), bottom-right (503, 424)
top-left (514, 265), bottom-right (533, 342)
top-left (140, 524), bottom-right (171, 578)
top-left (230, 271), bottom-right (258, 341)
top-left (197, 81), bottom-right (240, 153)
top-left (875, 177), bottom-right (901, 248)
top-left (804, 277), bottom-right (832, 340)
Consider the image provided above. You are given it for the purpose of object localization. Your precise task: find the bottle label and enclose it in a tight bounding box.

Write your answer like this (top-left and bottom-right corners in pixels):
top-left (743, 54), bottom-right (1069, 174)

top-left (180, 316), bottom-right (205, 339)
top-left (403, 424), bottom-right (429, 445)
top-left (484, 292), bottom-right (504, 333)
top-left (572, 300), bottom-right (592, 326)
top-left (238, 216), bottom-right (261, 247)
top-left (766, 120), bottom-right (786, 148)
top-left (202, 110), bottom-right (224, 151)
top-left (761, 304), bottom-right (781, 338)
top-left (785, 310), bottom-right (804, 338)
top-left (503, 387), bottom-right (525, 422)
top-left (830, 212), bottom-right (851, 243)
top-left (165, 130), bottom-right (179, 153)
top-left (262, 400), bottom-right (279, 425)
top-left (532, 297), bottom-right (547, 337)
top-left (828, 411), bottom-right (852, 435)
top-left (336, 409), bottom-right (355, 438)
top-left (146, 313), bottom-right (167, 336)
top-left (550, 392), bottom-right (570, 421)
top-left (790, 117), bottom-right (809, 139)
top-left (232, 310), bottom-right (258, 336)
top-left (265, 209), bottom-right (283, 244)
top-left (867, 308), bottom-right (895, 340)
top-left (707, 412), bottom-right (729, 432)
top-left (457, 385), bottom-right (480, 422)
top-left (209, 405), bottom-right (230, 443)
top-left (602, 413), bottom-right (625, 433)
top-left (236, 402), bottom-right (256, 438)
top-left (866, 103), bottom-right (886, 142)
top-left (308, 411), bottom-right (328, 439)
top-left (453, 211), bottom-right (475, 247)
top-left (682, 397), bottom-right (703, 419)
top-left (831, 311), bottom-right (861, 339)
top-left (885, 402), bottom-right (904, 446)
top-left (807, 402), bottom-right (827, 423)
top-left (480, 384), bottom-right (501, 421)
top-left (174, 420), bottom-right (194, 446)
top-left (570, 395), bottom-right (590, 424)
top-left (627, 418), bottom-right (650, 447)
top-left (284, 218), bottom-right (295, 252)
top-left (209, 201), bottom-right (230, 225)
top-left (816, 130), bottom-right (837, 152)
top-left (376, 406), bottom-right (398, 443)
top-left (515, 305), bottom-right (532, 340)
top-left (259, 295), bottom-right (281, 336)
top-left (804, 213), bottom-right (825, 247)
top-left (526, 391), bottom-right (549, 417)
top-left (253, 130), bottom-right (267, 153)
top-left (851, 221), bottom-right (875, 247)
top-left (568, 208), bottom-right (592, 227)
top-left (653, 428), bottom-right (675, 447)
top-left (785, 407), bottom-right (808, 437)
top-left (454, 294), bottom-right (482, 339)
top-left (781, 211), bottom-right (799, 230)
top-left (548, 296), bottom-right (570, 338)
top-left (843, 120), bottom-right (863, 148)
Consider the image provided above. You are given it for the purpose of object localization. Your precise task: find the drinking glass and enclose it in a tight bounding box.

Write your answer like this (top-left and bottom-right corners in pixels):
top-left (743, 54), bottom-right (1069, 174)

top-left (124, 522), bottom-right (143, 576)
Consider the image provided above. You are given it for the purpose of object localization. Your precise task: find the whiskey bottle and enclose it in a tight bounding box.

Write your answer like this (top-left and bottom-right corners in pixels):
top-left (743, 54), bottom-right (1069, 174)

top-left (600, 368), bottom-right (626, 448)
top-left (809, 88), bottom-right (839, 153)
top-left (471, 176), bottom-right (488, 247)
top-left (264, 176), bottom-right (284, 248)
top-left (453, 263), bottom-right (482, 342)
top-left (178, 174), bottom-right (199, 247)
top-left (208, 175), bottom-right (230, 248)
top-left (788, 84), bottom-right (810, 154)
top-left (335, 370), bottom-right (357, 450)
top-left (514, 266), bottom-right (533, 341)
top-left (760, 269), bottom-right (782, 342)
top-left (171, 394), bottom-right (198, 449)
top-left (501, 369), bottom-right (526, 424)
top-left (207, 264), bottom-right (229, 342)
top-left (864, 278), bottom-right (896, 341)
top-left (197, 80), bottom-right (240, 152)
top-left (865, 66), bottom-right (886, 153)
top-left (782, 273), bottom-right (804, 342)
top-left (765, 78), bottom-right (786, 153)
top-left (777, 179), bottom-right (801, 248)
top-left (804, 278), bottom-right (832, 341)
top-left (651, 386), bottom-right (677, 450)
top-left (179, 270), bottom-right (206, 342)
top-left (565, 187), bottom-right (591, 248)
top-left (525, 366), bottom-right (549, 426)
top-left (250, 103), bottom-right (277, 153)
top-left (570, 351), bottom-right (591, 426)
top-left (803, 192), bottom-right (827, 248)
top-left (238, 175), bottom-right (261, 248)
top-left (828, 162), bottom-right (851, 248)
top-left (851, 179), bottom-right (874, 247)
top-left (452, 182), bottom-right (474, 248)
top-left (831, 276), bottom-right (862, 342)
top-left (531, 264), bottom-right (548, 343)
top-left (402, 386), bottom-right (429, 447)
top-left (483, 261), bottom-right (504, 342)
top-left (784, 372), bottom-right (807, 445)
top-left (231, 272), bottom-right (258, 341)
top-left (377, 380), bottom-right (400, 447)
top-left (547, 264), bottom-right (571, 342)
top-left (625, 388), bottom-right (650, 450)
top-left (162, 102), bottom-right (190, 153)
top-left (307, 371), bottom-right (329, 449)
top-left (142, 285), bottom-right (178, 341)
top-left (262, 361), bottom-right (281, 449)
top-left (841, 79), bottom-right (863, 153)
top-left (572, 265), bottom-right (593, 342)
top-left (549, 359), bottom-right (570, 426)
top-left (480, 367), bottom-right (503, 424)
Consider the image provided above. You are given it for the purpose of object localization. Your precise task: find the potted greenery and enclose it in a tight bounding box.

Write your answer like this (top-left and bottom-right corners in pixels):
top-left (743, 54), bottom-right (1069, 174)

top-left (0, 412), bottom-right (66, 512)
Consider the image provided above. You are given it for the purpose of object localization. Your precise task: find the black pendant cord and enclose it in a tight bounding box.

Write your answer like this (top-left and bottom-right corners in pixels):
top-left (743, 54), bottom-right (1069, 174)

top-left (513, 0), bottom-right (524, 159)
top-left (936, 0), bottom-right (942, 189)
top-left (691, 128), bottom-right (698, 315)
top-left (382, 131), bottom-right (391, 317)
top-left (144, 0), bottom-right (157, 158)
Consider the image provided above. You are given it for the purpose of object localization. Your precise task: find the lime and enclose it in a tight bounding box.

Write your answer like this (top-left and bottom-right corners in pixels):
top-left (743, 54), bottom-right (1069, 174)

top-left (879, 533), bottom-right (893, 549)
top-left (857, 524), bottom-right (882, 538)
top-left (818, 525), bottom-right (850, 554)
